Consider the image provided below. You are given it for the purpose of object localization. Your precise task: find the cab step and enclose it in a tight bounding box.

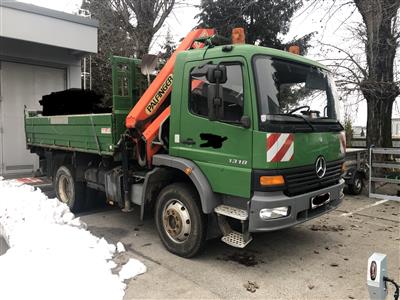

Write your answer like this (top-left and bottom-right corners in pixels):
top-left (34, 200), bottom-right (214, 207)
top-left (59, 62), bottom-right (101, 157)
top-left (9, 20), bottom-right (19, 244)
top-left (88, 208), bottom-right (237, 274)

top-left (221, 230), bottom-right (253, 248)
top-left (214, 205), bottom-right (253, 248)
top-left (214, 204), bottom-right (248, 220)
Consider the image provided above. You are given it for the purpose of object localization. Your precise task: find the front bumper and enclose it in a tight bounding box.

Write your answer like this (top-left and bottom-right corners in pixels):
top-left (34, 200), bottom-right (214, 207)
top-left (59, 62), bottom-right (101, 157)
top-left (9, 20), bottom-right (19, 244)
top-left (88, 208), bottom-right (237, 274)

top-left (249, 179), bottom-right (344, 232)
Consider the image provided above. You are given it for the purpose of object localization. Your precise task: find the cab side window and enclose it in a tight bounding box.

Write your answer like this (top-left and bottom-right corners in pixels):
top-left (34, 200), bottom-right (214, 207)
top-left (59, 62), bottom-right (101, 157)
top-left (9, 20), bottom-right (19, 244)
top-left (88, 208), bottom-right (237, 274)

top-left (189, 64), bottom-right (244, 123)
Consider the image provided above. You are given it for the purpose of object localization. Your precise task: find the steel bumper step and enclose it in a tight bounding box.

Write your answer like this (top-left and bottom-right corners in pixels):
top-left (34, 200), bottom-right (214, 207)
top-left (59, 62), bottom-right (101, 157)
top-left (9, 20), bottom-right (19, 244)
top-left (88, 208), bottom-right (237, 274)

top-left (214, 204), bottom-right (248, 220)
top-left (221, 231), bottom-right (253, 248)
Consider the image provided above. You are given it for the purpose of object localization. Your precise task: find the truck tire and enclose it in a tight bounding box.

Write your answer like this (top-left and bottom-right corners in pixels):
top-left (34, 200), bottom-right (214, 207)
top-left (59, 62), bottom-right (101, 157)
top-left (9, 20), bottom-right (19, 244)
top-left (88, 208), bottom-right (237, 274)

top-left (54, 165), bottom-right (86, 213)
top-left (155, 182), bottom-right (207, 258)
top-left (348, 172), bottom-right (363, 195)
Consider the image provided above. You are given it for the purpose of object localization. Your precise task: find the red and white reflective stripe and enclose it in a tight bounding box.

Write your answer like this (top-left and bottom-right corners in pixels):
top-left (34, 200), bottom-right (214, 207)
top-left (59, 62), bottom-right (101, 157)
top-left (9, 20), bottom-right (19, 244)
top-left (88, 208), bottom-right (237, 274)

top-left (15, 177), bottom-right (43, 184)
top-left (266, 133), bottom-right (294, 162)
top-left (339, 131), bottom-right (346, 154)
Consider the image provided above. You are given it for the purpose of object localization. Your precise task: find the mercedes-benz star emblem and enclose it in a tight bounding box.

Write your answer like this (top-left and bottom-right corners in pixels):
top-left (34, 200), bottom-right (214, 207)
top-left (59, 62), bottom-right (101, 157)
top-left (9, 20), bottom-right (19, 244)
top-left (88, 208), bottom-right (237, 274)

top-left (315, 156), bottom-right (327, 178)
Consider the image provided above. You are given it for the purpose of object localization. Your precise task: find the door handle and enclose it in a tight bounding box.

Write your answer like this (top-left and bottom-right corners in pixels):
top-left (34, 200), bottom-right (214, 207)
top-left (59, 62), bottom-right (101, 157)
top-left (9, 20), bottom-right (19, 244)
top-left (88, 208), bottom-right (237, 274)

top-left (181, 138), bottom-right (196, 145)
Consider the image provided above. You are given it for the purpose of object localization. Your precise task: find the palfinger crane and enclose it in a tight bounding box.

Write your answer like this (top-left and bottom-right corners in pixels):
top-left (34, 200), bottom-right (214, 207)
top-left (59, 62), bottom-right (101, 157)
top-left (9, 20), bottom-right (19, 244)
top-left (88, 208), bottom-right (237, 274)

top-left (126, 28), bottom-right (215, 166)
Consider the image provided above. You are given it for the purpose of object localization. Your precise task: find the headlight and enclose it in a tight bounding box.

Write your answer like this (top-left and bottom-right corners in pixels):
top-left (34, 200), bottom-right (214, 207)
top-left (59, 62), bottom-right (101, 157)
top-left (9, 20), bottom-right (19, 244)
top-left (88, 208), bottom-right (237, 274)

top-left (259, 207), bottom-right (290, 220)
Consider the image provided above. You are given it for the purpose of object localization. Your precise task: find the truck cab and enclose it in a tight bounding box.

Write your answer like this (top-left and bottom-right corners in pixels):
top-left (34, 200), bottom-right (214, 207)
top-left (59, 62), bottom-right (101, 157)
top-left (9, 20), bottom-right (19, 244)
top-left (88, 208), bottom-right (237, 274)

top-left (165, 43), bottom-right (344, 233)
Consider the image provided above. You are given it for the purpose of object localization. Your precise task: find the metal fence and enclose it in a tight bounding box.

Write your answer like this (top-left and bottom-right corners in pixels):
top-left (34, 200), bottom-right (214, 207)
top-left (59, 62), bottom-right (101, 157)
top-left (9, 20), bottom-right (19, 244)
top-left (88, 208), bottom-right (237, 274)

top-left (352, 138), bottom-right (400, 148)
top-left (369, 147), bottom-right (400, 201)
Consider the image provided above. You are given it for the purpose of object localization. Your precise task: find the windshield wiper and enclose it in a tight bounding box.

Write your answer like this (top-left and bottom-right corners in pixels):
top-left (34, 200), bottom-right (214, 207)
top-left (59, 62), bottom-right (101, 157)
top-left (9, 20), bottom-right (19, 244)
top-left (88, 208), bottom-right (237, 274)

top-left (272, 114), bottom-right (316, 131)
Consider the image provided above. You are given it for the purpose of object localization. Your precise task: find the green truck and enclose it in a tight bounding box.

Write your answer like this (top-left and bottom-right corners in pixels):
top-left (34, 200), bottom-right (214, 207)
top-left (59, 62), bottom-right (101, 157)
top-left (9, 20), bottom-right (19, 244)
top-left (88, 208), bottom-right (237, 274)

top-left (25, 30), bottom-right (345, 257)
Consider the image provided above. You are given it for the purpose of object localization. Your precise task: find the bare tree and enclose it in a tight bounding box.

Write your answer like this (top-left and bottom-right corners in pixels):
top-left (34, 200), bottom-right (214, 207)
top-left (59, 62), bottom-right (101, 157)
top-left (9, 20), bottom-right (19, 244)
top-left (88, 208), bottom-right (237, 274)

top-left (111, 0), bottom-right (175, 58)
top-left (82, 0), bottom-right (176, 102)
top-left (82, 0), bottom-right (136, 101)
top-left (305, 0), bottom-right (400, 148)
top-left (355, 0), bottom-right (399, 148)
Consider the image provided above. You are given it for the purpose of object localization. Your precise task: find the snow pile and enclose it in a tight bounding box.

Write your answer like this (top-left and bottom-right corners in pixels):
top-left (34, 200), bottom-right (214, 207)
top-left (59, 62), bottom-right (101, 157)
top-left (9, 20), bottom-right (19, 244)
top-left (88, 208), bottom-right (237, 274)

top-left (117, 241), bottom-right (126, 253)
top-left (119, 258), bottom-right (148, 281)
top-left (0, 178), bottom-right (146, 300)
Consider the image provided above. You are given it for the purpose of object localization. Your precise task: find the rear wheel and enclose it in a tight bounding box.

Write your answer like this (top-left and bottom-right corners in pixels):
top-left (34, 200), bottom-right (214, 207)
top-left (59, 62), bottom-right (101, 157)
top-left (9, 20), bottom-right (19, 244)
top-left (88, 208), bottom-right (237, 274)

top-left (155, 183), bottom-right (207, 258)
top-left (54, 165), bottom-right (86, 212)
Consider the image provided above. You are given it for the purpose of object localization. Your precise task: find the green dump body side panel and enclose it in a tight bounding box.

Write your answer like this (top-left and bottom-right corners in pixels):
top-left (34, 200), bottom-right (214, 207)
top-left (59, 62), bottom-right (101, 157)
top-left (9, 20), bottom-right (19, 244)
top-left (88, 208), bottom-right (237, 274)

top-left (25, 113), bottom-right (115, 155)
top-left (25, 56), bottom-right (145, 156)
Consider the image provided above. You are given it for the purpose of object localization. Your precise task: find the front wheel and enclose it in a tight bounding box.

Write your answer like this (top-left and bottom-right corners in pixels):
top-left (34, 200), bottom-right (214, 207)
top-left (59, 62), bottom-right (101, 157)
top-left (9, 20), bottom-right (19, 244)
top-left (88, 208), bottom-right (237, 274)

top-left (155, 183), bottom-right (207, 258)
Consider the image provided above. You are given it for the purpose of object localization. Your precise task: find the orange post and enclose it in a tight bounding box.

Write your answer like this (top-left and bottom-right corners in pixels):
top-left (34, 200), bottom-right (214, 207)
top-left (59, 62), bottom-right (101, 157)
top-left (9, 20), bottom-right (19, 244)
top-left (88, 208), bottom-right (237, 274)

top-left (231, 27), bottom-right (245, 44)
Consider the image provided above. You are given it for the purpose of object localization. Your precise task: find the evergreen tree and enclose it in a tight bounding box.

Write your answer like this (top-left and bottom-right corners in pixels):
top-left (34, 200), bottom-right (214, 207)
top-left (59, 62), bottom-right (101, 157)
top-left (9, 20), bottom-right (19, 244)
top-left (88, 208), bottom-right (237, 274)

top-left (197, 0), bottom-right (303, 49)
top-left (158, 30), bottom-right (177, 65)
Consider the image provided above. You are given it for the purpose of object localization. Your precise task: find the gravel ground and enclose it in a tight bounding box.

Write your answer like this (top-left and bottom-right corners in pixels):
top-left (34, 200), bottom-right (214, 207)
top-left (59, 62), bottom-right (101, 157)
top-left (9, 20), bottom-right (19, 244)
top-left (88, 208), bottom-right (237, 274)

top-left (78, 192), bottom-right (399, 299)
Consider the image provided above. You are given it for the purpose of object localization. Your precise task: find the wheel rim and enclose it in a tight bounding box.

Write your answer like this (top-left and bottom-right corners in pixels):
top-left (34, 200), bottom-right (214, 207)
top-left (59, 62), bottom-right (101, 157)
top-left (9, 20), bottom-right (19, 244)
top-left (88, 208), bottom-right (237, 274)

top-left (162, 199), bottom-right (191, 243)
top-left (58, 174), bottom-right (73, 204)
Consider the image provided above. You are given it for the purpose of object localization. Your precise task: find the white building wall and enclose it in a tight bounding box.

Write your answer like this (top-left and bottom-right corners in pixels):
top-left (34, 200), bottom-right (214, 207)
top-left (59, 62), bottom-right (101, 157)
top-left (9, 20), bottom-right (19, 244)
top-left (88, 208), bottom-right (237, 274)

top-left (0, 2), bottom-right (98, 176)
top-left (68, 65), bottom-right (82, 88)
top-left (0, 37), bottom-right (83, 88)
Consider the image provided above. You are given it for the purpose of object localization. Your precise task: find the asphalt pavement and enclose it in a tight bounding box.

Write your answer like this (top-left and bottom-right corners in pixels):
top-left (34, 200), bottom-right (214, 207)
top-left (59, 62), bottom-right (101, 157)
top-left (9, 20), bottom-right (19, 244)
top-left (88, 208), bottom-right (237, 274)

top-left (80, 193), bottom-right (400, 299)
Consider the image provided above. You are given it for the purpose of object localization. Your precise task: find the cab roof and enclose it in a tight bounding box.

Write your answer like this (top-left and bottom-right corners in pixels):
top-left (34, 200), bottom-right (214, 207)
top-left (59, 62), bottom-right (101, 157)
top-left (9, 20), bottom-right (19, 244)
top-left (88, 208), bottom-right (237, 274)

top-left (180, 43), bottom-right (328, 71)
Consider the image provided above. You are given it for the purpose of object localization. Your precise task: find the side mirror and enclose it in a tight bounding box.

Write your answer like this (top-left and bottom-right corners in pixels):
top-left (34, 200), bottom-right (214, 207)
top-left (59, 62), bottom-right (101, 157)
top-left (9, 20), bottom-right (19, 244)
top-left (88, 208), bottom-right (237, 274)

top-left (191, 63), bottom-right (227, 122)
top-left (207, 84), bottom-right (223, 121)
top-left (206, 65), bottom-right (227, 84)
top-left (190, 64), bottom-right (227, 84)
top-left (240, 115), bottom-right (251, 128)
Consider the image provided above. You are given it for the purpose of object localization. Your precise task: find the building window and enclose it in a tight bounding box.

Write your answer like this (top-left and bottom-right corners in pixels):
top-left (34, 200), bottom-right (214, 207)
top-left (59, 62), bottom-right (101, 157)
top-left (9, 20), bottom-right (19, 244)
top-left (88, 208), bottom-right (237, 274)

top-left (189, 64), bottom-right (244, 123)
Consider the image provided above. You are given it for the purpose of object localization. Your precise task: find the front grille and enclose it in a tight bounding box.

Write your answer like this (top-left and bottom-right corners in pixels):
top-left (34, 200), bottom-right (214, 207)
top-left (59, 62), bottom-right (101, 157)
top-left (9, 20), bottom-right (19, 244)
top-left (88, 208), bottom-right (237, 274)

top-left (284, 160), bottom-right (343, 196)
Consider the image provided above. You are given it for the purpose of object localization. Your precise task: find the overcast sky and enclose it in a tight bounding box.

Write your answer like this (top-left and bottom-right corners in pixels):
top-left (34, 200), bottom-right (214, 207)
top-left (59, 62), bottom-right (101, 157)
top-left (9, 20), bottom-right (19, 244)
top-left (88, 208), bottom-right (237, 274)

top-left (17, 0), bottom-right (400, 126)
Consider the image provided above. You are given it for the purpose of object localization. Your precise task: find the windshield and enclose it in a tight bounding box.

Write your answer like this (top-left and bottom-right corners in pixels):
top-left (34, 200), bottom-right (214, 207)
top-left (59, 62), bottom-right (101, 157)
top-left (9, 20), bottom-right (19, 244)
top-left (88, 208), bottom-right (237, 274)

top-left (253, 55), bottom-right (342, 132)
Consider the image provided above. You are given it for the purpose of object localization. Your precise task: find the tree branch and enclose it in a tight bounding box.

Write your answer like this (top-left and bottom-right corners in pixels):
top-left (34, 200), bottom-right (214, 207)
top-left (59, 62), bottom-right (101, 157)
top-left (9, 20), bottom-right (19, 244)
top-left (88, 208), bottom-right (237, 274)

top-left (320, 41), bottom-right (368, 78)
top-left (153, 0), bottom-right (175, 34)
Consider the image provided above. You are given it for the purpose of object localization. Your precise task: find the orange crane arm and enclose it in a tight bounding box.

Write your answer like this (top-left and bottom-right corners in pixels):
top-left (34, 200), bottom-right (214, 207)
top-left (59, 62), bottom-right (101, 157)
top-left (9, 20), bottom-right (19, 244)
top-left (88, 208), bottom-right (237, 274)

top-left (125, 28), bottom-right (215, 129)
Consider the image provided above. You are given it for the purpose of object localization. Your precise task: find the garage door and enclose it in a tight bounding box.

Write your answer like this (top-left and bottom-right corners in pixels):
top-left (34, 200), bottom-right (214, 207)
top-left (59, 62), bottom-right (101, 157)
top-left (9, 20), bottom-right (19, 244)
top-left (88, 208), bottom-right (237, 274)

top-left (0, 61), bottom-right (66, 177)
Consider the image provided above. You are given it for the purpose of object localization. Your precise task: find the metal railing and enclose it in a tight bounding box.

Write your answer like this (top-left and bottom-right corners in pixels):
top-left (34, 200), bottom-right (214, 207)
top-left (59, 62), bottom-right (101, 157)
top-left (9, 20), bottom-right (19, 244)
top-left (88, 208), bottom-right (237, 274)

top-left (369, 147), bottom-right (400, 201)
top-left (352, 138), bottom-right (400, 148)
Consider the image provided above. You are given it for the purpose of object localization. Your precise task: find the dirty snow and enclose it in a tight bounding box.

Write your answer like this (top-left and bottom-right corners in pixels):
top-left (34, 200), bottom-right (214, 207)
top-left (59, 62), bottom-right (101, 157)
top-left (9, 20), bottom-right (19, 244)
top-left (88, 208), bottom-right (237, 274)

top-left (0, 177), bottom-right (145, 300)
top-left (117, 241), bottom-right (126, 253)
top-left (119, 258), bottom-right (147, 281)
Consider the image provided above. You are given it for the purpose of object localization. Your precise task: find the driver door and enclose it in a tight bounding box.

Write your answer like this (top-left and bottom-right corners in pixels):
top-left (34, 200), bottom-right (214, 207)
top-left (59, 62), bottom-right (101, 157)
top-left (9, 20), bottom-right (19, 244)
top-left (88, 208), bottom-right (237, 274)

top-left (177, 58), bottom-right (253, 198)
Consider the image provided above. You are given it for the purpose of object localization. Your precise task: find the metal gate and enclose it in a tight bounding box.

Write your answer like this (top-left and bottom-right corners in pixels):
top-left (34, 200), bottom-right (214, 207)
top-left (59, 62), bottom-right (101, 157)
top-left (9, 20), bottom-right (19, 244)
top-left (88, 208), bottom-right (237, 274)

top-left (369, 147), bottom-right (400, 201)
